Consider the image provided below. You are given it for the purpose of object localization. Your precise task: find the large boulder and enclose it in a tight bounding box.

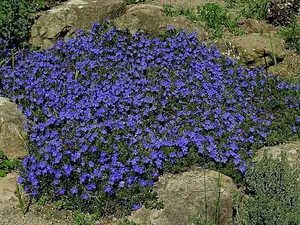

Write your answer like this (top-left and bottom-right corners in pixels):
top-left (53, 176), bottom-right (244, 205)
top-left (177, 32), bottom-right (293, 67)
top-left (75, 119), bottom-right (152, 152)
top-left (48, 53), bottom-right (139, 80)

top-left (113, 4), bottom-right (208, 42)
top-left (29, 0), bottom-right (126, 49)
top-left (125, 168), bottom-right (238, 225)
top-left (215, 33), bottom-right (288, 68)
top-left (0, 98), bottom-right (27, 160)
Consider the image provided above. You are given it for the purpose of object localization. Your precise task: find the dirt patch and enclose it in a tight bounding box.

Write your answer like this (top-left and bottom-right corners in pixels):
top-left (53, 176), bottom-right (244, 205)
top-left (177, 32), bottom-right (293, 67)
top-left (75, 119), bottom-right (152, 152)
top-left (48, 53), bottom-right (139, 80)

top-left (0, 204), bottom-right (74, 225)
top-left (0, 172), bottom-right (74, 225)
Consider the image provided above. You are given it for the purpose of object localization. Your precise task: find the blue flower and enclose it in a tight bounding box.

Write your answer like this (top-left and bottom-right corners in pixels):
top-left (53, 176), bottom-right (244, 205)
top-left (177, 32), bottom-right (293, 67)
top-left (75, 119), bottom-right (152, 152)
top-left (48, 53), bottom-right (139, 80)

top-left (118, 181), bottom-right (125, 188)
top-left (18, 176), bottom-right (24, 184)
top-left (63, 164), bottom-right (73, 177)
top-left (86, 183), bottom-right (96, 191)
top-left (132, 203), bottom-right (141, 211)
top-left (104, 185), bottom-right (114, 194)
top-left (58, 188), bottom-right (66, 195)
top-left (70, 187), bottom-right (78, 195)
top-left (82, 193), bottom-right (89, 200)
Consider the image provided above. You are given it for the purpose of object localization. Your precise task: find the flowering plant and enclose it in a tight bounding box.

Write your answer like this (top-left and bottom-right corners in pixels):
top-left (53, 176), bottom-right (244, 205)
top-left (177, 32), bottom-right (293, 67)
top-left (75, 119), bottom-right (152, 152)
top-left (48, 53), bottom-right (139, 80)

top-left (1, 21), bottom-right (300, 215)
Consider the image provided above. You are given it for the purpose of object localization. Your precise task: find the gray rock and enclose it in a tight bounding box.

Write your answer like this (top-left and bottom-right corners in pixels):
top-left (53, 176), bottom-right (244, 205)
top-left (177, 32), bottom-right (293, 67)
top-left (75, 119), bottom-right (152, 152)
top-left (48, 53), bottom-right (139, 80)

top-left (0, 97), bottom-right (27, 160)
top-left (29, 0), bottom-right (126, 49)
top-left (113, 4), bottom-right (208, 42)
top-left (126, 168), bottom-right (238, 225)
top-left (215, 33), bottom-right (288, 68)
top-left (0, 172), bottom-right (19, 209)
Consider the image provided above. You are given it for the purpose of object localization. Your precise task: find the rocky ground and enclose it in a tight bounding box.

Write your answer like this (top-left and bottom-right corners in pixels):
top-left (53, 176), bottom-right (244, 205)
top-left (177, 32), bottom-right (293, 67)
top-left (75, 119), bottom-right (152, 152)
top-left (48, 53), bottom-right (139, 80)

top-left (0, 173), bottom-right (74, 225)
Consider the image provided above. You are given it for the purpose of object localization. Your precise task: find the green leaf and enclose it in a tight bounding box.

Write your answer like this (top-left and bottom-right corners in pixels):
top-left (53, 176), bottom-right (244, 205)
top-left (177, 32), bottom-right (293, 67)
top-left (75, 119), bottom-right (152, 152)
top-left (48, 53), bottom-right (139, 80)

top-left (3, 160), bottom-right (14, 168)
top-left (0, 170), bottom-right (7, 177)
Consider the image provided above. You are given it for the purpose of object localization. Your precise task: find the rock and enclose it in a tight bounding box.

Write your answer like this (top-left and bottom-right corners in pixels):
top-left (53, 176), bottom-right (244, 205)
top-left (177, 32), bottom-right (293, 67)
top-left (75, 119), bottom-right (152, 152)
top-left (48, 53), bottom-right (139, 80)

top-left (0, 172), bottom-right (19, 210)
top-left (215, 33), bottom-right (288, 68)
top-left (0, 98), bottom-right (27, 160)
top-left (29, 0), bottom-right (126, 49)
top-left (268, 52), bottom-right (300, 77)
top-left (238, 18), bottom-right (280, 35)
top-left (254, 141), bottom-right (300, 181)
top-left (113, 4), bottom-right (208, 42)
top-left (125, 168), bottom-right (238, 225)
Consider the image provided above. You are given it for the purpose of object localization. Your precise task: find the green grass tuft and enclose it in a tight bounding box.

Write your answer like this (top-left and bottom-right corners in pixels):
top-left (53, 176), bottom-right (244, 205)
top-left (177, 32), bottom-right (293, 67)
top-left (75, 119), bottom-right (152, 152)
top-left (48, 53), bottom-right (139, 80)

top-left (162, 3), bottom-right (244, 39)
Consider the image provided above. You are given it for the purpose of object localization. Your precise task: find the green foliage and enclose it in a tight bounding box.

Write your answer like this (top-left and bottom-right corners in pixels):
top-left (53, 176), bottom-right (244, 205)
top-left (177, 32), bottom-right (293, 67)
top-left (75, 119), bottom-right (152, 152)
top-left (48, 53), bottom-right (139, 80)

top-left (0, 0), bottom-right (42, 47)
top-left (16, 183), bottom-right (26, 215)
top-left (0, 0), bottom-right (66, 48)
top-left (239, 0), bottom-right (270, 20)
top-left (73, 210), bottom-right (93, 225)
top-left (73, 209), bottom-right (103, 225)
top-left (36, 195), bottom-right (50, 206)
top-left (162, 3), bottom-right (243, 39)
top-left (118, 218), bottom-right (141, 225)
top-left (162, 4), bottom-right (193, 18)
top-left (225, 0), bottom-right (240, 8)
top-left (232, 152), bottom-right (300, 225)
top-left (278, 14), bottom-right (300, 53)
top-left (0, 151), bottom-right (18, 177)
top-left (215, 158), bottom-right (246, 187)
top-left (197, 3), bottom-right (242, 37)
top-left (55, 198), bottom-right (69, 210)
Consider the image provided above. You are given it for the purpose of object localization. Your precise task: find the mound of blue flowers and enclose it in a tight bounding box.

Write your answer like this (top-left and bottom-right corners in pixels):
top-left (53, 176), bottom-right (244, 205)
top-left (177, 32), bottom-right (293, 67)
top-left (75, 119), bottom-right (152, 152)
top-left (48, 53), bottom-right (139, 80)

top-left (0, 21), bottom-right (300, 214)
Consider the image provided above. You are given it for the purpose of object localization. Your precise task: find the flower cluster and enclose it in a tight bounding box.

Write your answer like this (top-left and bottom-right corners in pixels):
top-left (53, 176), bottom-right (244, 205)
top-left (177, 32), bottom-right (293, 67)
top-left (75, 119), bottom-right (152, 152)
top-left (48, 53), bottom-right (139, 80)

top-left (0, 21), bottom-right (300, 213)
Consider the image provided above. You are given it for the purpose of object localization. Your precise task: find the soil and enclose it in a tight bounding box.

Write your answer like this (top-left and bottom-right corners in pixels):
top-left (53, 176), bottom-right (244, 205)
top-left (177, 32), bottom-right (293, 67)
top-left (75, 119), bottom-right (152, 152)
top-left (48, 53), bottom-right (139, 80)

top-left (0, 202), bottom-right (74, 225)
top-left (0, 173), bottom-right (74, 225)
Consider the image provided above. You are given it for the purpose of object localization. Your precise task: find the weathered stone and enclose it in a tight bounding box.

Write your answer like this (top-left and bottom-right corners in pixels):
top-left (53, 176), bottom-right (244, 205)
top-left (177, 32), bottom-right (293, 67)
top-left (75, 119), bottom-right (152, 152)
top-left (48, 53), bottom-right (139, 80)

top-left (215, 33), bottom-right (288, 68)
top-left (125, 168), bottom-right (238, 225)
top-left (113, 4), bottom-right (208, 42)
top-left (0, 98), bottom-right (27, 160)
top-left (0, 172), bottom-right (19, 210)
top-left (29, 0), bottom-right (127, 49)
top-left (238, 18), bottom-right (280, 35)
top-left (268, 52), bottom-right (300, 77)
